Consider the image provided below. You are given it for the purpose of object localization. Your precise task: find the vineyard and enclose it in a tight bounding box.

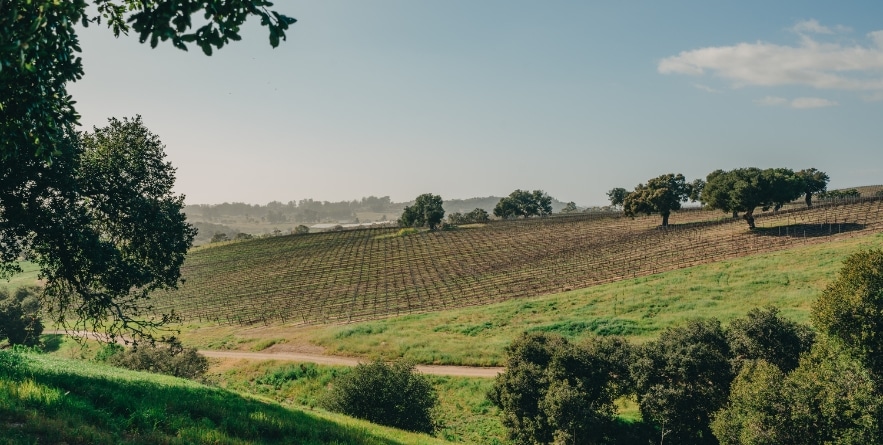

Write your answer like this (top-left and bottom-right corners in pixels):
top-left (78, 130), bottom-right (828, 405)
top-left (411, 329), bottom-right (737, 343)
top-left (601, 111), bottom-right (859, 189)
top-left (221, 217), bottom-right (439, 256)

top-left (152, 195), bottom-right (883, 327)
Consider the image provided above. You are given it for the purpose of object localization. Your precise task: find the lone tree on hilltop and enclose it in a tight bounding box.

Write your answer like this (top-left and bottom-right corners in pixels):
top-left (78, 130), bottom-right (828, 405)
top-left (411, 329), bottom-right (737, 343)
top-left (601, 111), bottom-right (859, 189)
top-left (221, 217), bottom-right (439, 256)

top-left (622, 173), bottom-right (693, 226)
top-left (493, 189), bottom-right (553, 219)
top-left (796, 168), bottom-right (830, 208)
top-left (399, 193), bottom-right (445, 230)
top-left (1, 1), bottom-right (293, 341)
top-left (701, 167), bottom-right (803, 229)
top-left (607, 187), bottom-right (630, 209)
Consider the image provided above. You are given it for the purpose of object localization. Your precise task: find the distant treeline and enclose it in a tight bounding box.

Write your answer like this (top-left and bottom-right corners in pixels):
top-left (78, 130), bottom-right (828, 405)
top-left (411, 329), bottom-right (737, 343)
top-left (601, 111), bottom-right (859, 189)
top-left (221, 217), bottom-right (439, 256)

top-left (186, 195), bottom-right (578, 225)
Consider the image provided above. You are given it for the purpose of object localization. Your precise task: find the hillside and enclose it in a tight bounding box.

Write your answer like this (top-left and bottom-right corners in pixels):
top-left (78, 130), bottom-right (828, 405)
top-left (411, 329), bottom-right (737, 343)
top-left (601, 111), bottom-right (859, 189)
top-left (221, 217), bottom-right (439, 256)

top-left (153, 196), bottom-right (883, 327)
top-left (0, 350), bottom-right (445, 445)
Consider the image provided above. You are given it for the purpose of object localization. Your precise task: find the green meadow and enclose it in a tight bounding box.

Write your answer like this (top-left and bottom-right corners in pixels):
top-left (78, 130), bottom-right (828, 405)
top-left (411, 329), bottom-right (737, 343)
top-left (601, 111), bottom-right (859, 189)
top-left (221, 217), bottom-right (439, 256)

top-left (0, 349), bottom-right (447, 445)
top-left (178, 232), bottom-right (883, 367)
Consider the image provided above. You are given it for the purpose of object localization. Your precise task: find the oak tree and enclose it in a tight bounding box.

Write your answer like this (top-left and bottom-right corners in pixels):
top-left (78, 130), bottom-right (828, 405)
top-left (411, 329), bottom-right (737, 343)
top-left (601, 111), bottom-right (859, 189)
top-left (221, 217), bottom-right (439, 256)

top-left (701, 168), bottom-right (803, 229)
top-left (622, 173), bottom-right (692, 226)
top-left (1, 1), bottom-right (292, 339)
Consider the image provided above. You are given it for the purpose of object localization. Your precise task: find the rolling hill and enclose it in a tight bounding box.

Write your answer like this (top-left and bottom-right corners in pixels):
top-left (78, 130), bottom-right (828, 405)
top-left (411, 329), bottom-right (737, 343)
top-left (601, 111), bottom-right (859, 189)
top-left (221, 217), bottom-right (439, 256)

top-left (152, 195), bottom-right (883, 327)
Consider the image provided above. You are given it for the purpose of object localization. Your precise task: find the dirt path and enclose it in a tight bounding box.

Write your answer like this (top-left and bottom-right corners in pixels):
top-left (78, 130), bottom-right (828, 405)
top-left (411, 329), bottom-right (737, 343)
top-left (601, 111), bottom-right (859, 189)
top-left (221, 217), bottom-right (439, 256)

top-left (201, 350), bottom-right (503, 377)
top-left (48, 330), bottom-right (503, 378)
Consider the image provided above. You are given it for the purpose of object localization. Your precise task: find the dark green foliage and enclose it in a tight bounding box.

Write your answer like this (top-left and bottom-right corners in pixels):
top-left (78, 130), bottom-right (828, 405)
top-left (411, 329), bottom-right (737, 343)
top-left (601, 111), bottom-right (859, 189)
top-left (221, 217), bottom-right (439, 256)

top-left (399, 193), bottom-right (445, 230)
top-left (702, 168), bottom-right (804, 228)
top-left (631, 318), bottom-right (732, 444)
top-left (448, 207), bottom-right (490, 224)
top-left (493, 190), bottom-right (553, 219)
top-left (0, 287), bottom-right (43, 346)
top-left (489, 332), bottom-right (632, 444)
top-left (607, 187), bottom-right (630, 208)
top-left (322, 359), bottom-right (438, 433)
top-left (622, 173), bottom-right (693, 226)
top-left (211, 232), bottom-right (230, 243)
top-left (104, 338), bottom-right (209, 380)
top-left (712, 339), bottom-right (882, 445)
top-left (2, 0), bottom-right (291, 341)
top-left (812, 249), bottom-right (883, 378)
top-left (727, 306), bottom-right (815, 373)
top-left (796, 168), bottom-right (829, 207)
top-left (294, 224), bottom-right (310, 234)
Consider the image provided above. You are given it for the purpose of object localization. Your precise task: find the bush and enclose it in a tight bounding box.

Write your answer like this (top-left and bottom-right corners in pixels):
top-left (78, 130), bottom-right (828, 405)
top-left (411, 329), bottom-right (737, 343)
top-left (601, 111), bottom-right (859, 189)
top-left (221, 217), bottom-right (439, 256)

top-left (321, 359), bottom-right (437, 433)
top-left (631, 318), bottom-right (732, 444)
top-left (812, 249), bottom-right (883, 377)
top-left (105, 338), bottom-right (208, 380)
top-left (726, 306), bottom-right (815, 373)
top-left (0, 287), bottom-right (44, 347)
top-left (712, 339), bottom-right (882, 444)
top-left (489, 332), bottom-right (633, 445)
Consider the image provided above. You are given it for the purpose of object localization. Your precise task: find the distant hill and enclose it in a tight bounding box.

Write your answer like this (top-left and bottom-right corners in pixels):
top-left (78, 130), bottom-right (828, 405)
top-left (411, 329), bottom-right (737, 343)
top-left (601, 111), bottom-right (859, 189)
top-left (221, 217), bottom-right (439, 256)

top-left (184, 194), bottom-right (577, 244)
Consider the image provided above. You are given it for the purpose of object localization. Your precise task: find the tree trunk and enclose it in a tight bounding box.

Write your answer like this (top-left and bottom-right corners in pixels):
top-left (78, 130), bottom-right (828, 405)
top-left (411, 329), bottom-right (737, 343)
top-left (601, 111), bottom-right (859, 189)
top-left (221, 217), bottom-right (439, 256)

top-left (743, 210), bottom-right (756, 229)
top-left (805, 192), bottom-right (813, 207)
top-left (661, 212), bottom-right (670, 227)
top-left (732, 211), bottom-right (739, 219)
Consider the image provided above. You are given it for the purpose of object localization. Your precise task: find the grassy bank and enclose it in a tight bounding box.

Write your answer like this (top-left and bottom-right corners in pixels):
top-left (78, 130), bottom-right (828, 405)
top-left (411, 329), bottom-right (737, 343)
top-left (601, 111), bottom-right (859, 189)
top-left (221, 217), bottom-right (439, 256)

top-left (0, 350), bottom-right (446, 445)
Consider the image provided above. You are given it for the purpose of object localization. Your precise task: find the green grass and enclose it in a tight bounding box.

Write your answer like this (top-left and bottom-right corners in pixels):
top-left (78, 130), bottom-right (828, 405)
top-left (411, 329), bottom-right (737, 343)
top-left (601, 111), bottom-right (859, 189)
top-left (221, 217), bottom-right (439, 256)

top-left (301, 232), bottom-right (883, 366)
top-left (210, 360), bottom-right (507, 444)
top-left (1, 261), bottom-right (41, 291)
top-left (0, 350), bottom-right (448, 445)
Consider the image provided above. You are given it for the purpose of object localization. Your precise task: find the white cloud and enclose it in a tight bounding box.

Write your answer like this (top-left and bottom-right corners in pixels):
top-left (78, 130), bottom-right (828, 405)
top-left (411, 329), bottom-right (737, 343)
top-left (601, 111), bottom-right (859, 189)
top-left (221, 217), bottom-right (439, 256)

top-left (693, 83), bottom-right (720, 93)
top-left (790, 97), bottom-right (838, 109)
top-left (753, 96), bottom-right (838, 109)
top-left (754, 96), bottom-right (788, 106)
top-left (790, 19), bottom-right (834, 35)
top-left (659, 20), bottom-right (883, 97)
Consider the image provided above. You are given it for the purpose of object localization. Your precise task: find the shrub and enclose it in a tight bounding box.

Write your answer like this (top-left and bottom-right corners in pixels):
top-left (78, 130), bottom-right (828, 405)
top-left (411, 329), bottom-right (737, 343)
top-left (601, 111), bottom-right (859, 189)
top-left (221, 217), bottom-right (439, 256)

top-left (631, 318), bottom-right (732, 444)
top-left (489, 332), bottom-right (633, 444)
top-left (321, 359), bottom-right (437, 433)
top-left (726, 306), bottom-right (815, 373)
top-left (712, 339), bottom-right (882, 444)
top-left (0, 287), bottom-right (44, 347)
top-left (106, 338), bottom-right (208, 380)
top-left (812, 249), bottom-right (883, 377)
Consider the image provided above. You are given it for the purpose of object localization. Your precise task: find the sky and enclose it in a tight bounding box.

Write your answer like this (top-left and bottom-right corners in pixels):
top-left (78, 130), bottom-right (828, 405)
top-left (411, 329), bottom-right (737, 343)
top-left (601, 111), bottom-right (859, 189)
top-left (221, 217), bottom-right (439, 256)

top-left (68, 1), bottom-right (883, 206)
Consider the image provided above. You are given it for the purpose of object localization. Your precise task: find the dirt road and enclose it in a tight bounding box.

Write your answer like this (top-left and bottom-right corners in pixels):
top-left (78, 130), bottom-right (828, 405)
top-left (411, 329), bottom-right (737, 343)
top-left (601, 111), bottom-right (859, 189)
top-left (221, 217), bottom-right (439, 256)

top-left (201, 350), bottom-right (503, 377)
top-left (49, 330), bottom-right (504, 378)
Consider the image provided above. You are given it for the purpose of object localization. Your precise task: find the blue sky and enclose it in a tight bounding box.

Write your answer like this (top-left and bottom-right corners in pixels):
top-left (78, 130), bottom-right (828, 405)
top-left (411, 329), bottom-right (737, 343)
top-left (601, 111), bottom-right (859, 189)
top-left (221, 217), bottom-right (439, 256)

top-left (69, 1), bottom-right (883, 206)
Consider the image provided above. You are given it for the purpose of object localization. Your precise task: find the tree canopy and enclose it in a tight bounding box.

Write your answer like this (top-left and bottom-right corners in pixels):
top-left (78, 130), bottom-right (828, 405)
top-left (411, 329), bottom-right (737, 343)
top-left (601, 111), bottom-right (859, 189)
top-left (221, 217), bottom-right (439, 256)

top-left (1, 1), bottom-right (292, 339)
top-left (399, 193), bottom-right (445, 230)
top-left (701, 167), bottom-right (803, 228)
top-left (606, 187), bottom-right (630, 209)
top-left (622, 173), bottom-right (693, 226)
top-left (796, 168), bottom-right (830, 208)
top-left (812, 249), bottom-right (883, 378)
top-left (2, 117), bottom-right (195, 341)
top-left (493, 190), bottom-right (553, 219)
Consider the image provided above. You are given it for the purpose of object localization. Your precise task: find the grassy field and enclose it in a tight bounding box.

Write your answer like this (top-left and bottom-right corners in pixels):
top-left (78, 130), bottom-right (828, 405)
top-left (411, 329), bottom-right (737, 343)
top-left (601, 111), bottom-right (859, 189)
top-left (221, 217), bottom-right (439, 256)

top-left (0, 349), bottom-right (449, 445)
top-left (153, 197), bottom-right (883, 328)
top-left (0, 261), bottom-right (41, 291)
top-left (177, 231), bottom-right (883, 366)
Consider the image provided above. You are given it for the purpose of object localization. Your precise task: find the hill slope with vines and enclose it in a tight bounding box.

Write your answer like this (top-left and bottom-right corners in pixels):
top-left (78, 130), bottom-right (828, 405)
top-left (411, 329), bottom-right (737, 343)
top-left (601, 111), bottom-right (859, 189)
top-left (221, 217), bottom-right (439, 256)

top-left (152, 197), bottom-right (883, 327)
